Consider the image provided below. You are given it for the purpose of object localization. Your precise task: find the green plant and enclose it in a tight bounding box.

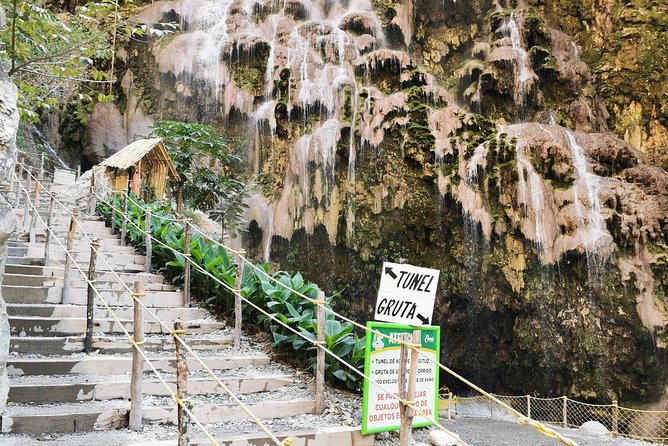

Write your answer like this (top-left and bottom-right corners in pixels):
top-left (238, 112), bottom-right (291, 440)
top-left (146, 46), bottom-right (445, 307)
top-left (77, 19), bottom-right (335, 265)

top-left (150, 120), bottom-right (244, 212)
top-left (97, 194), bottom-right (366, 390)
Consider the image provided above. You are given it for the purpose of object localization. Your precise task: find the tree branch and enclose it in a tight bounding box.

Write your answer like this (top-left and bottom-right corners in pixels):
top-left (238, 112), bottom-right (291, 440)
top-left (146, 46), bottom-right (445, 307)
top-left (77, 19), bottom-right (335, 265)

top-left (11, 0), bottom-right (17, 73)
top-left (8, 22), bottom-right (115, 77)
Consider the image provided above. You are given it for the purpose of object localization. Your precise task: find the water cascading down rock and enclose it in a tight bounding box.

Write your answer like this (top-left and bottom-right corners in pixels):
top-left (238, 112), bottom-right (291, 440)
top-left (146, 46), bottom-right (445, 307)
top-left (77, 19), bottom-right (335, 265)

top-left (112, 0), bottom-right (668, 402)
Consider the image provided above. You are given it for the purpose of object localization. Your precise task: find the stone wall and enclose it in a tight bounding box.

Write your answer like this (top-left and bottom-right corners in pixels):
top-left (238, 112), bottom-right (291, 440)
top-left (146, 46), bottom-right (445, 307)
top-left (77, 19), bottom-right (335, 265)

top-left (0, 5), bottom-right (19, 411)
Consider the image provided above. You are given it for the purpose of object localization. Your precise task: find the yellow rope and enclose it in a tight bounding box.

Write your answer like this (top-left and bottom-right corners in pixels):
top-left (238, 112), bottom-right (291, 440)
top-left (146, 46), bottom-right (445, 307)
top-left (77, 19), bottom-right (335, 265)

top-left (79, 173), bottom-right (580, 446)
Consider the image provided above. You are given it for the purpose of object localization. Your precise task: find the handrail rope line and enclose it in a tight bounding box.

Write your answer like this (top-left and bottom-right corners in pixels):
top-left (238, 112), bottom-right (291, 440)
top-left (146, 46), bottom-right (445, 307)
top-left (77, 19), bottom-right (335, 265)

top-left (16, 149), bottom-right (73, 171)
top-left (16, 166), bottom-right (285, 446)
top-left (11, 171), bottom-right (221, 446)
top-left (94, 192), bottom-right (469, 446)
top-left (92, 186), bottom-right (580, 446)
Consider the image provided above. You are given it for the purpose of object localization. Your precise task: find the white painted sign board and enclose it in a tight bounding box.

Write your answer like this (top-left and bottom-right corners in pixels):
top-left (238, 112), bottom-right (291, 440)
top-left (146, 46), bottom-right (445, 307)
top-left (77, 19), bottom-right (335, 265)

top-left (374, 261), bottom-right (440, 326)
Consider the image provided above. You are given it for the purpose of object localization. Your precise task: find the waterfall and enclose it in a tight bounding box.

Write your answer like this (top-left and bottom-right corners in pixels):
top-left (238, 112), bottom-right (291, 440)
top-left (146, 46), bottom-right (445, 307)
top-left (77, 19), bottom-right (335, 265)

top-left (499, 12), bottom-right (536, 112)
top-left (562, 129), bottom-right (612, 258)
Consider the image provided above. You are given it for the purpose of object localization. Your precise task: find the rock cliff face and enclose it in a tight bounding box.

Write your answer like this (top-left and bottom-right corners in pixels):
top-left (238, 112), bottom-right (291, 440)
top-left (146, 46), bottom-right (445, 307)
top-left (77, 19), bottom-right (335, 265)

top-left (79, 0), bottom-right (667, 405)
top-left (0, 6), bottom-right (18, 412)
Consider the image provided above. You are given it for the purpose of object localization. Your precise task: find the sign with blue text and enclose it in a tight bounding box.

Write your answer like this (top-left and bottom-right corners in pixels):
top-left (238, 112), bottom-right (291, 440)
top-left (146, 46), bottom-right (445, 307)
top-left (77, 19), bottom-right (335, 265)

top-left (374, 261), bottom-right (440, 326)
top-left (362, 322), bottom-right (440, 434)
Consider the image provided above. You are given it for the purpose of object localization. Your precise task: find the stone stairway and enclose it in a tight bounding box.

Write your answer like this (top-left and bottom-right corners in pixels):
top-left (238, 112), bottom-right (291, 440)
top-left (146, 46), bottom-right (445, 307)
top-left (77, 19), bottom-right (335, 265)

top-left (0, 174), bottom-right (371, 445)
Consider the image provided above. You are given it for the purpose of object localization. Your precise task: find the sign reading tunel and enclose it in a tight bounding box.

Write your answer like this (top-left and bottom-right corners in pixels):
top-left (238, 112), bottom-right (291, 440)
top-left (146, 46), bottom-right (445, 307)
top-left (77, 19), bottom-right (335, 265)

top-left (374, 262), bottom-right (440, 326)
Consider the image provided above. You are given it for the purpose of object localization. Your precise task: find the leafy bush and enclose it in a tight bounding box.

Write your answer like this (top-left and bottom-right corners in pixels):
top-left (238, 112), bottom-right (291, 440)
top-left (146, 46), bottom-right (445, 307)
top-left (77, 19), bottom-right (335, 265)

top-left (98, 194), bottom-right (365, 389)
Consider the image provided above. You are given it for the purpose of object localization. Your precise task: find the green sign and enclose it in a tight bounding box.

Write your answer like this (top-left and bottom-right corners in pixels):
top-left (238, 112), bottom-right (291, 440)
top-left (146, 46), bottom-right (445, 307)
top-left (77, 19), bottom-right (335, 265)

top-left (361, 321), bottom-right (440, 434)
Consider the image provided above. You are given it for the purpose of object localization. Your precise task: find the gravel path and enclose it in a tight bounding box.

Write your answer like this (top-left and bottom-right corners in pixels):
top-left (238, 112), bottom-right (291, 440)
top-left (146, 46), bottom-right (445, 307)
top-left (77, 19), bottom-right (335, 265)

top-left (376, 418), bottom-right (659, 446)
top-left (2, 415), bottom-right (660, 445)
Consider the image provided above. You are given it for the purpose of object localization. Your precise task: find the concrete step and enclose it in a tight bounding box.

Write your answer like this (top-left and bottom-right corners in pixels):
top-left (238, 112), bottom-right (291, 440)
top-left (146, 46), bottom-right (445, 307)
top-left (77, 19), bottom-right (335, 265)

top-left (6, 304), bottom-right (207, 320)
top-left (7, 355), bottom-right (271, 376)
top-left (2, 286), bottom-right (183, 307)
top-left (3, 274), bottom-right (176, 291)
top-left (6, 256), bottom-right (146, 271)
top-left (0, 399), bottom-right (316, 434)
top-left (8, 374), bottom-right (293, 403)
top-left (9, 316), bottom-right (225, 336)
top-left (4, 265), bottom-right (164, 284)
top-left (9, 333), bottom-right (232, 355)
top-left (19, 243), bottom-right (137, 256)
top-left (126, 427), bottom-right (373, 446)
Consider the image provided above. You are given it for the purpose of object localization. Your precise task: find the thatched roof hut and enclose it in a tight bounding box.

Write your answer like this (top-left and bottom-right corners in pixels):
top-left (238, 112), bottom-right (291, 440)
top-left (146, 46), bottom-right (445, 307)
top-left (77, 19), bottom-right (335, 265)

top-left (100, 138), bottom-right (178, 199)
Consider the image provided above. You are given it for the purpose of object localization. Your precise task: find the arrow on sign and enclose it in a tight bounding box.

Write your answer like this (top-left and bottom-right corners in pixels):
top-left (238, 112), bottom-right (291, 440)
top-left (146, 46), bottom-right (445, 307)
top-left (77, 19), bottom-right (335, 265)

top-left (384, 266), bottom-right (397, 280)
top-left (417, 313), bottom-right (430, 325)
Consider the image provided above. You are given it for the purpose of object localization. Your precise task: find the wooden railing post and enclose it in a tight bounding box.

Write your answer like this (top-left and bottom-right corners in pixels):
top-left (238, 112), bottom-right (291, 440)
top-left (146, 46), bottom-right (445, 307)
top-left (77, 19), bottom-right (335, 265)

top-left (174, 321), bottom-right (190, 446)
top-left (315, 290), bottom-right (326, 414)
top-left (121, 194), bottom-right (128, 246)
top-left (88, 167), bottom-right (97, 214)
top-left (84, 238), bottom-right (100, 354)
top-left (233, 249), bottom-right (245, 349)
top-left (9, 169), bottom-right (15, 193)
top-left (39, 153), bottom-right (45, 177)
top-left (34, 171), bottom-right (42, 207)
top-left (399, 331), bottom-right (419, 446)
top-left (183, 220), bottom-right (191, 307)
top-left (129, 280), bottom-right (145, 430)
top-left (447, 393), bottom-right (452, 420)
top-left (76, 164), bottom-right (81, 180)
top-left (13, 169), bottom-right (21, 208)
top-left (612, 400), bottom-right (619, 436)
top-left (111, 192), bottom-right (117, 233)
top-left (44, 196), bottom-right (55, 263)
top-left (562, 395), bottom-right (568, 427)
top-left (61, 207), bottom-right (79, 304)
top-left (23, 170), bottom-right (31, 229)
top-left (526, 395), bottom-right (531, 419)
top-left (145, 209), bottom-right (152, 272)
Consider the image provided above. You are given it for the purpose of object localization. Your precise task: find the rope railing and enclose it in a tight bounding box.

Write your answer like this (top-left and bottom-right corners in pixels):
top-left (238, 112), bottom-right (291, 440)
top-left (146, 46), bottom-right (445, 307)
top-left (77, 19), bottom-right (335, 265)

top-left (448, 394), bottom-right (668, 443)
top-left (92, 190), bottom-right (468, 446)
top-left (90, 186), bottom-right (582, 446)
top-left (11, 170), bottom-right (222, 444)
top-left (88, 166), bottom-right (582, 445)
top-left (12, 164), bottom-right (287, 446)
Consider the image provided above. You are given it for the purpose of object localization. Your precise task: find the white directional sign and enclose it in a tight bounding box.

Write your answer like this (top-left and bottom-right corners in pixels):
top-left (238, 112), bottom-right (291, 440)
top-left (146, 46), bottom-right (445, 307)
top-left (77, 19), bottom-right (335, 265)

top-left (374, 262), bottom-right (440, 326)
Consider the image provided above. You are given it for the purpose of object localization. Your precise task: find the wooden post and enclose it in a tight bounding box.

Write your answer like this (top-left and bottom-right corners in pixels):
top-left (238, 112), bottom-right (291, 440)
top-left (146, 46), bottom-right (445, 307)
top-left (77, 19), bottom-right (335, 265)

top-left (9, 170), bottom-right (14, 193)
top-left (447, 393), bottom-right (452, 420)
top-left (29, 200), bottom-right (38, 244)
top-left (129, 281), bottom-right (145, 430)
top-left (76, 164), bottom-right (81, 180)
top-left (88, 167), bottom-right (97, 214)
top-left (84, 238), bottom-right (100, 354)
top-left (61, 207), bottom-right (79, 304)
top-left (34, 171), bottom-right (42, 208)
top-left (611, 400), bottom-right (619, 436)
top-left (121, 194), bottom-right (128, 246)
top-left (145, 209), bottom-right (152, 272)
top-left (44, 197), bottom-right (55, 263)
top-left (183, 221), bottom-right (191, 307)
top-left (315, 290), bottom-right (326, 414)
top-left (111, 192), bottom-right (117, 233)
top-left (13, 170), bottom-right (21, 207)
top-left (39, 153), bottom-right (45, 177)
top-left (174, 321), bottom-right (190, 446)
top-left (233, 249), bottom-right (245, 348)
top-left (562, 395), bottom-right (568, 427)
top-left (399, 331), bottom-right (420, 446)
top-left (176, 187), bottom-right (183, 214)
top-left (23, 171), bottom-right (31, 229)
top-left (526, 395), bottom-right (531, 419)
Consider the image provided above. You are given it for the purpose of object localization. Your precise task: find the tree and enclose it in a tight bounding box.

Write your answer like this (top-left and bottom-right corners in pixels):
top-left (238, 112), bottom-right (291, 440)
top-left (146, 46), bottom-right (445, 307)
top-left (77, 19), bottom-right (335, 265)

top-left (149, 120), bottom-right (246, 220)
top-left (0, 0), bottom-right (177, 122)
